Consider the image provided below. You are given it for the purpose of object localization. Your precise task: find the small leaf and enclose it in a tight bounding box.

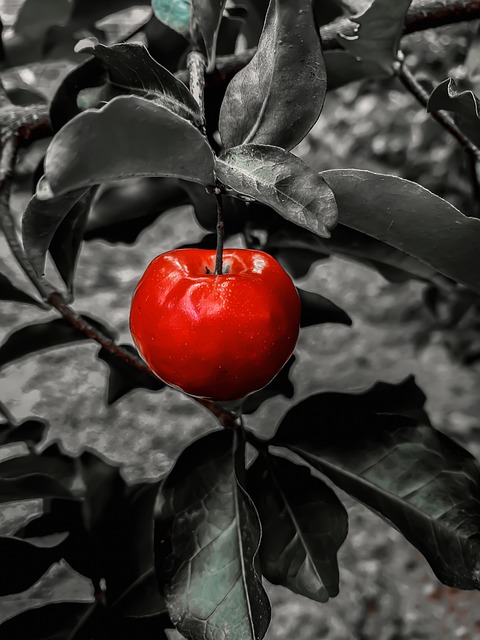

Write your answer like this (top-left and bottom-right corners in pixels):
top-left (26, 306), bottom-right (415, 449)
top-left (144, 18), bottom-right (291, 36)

top-left (325, 50), bottom-right (385, 90)
top-left (152, 0), bottom-right (191, 37)
top-left (0, 272), bottom-right (42, 307)
top-left (338, 0), bottom-right (413, 73)
top-left (97, 344), bottom-right (165, 405)
top-left (273, 383), bottom-right (480, 590)
top-left (322, 169), bottom-right (480, 295)
top-left (216, 145), bottom-right (337, 238)
top-left (75, 42), bottom-right (202, 125)
top-left (0, 316), bottom-right (115, 369)
top-left (45, 96), bottom-right (215, 196)
top-left (161, 429), bottom-right (271, 640)
top-left (248, 453), bottom-right (348, 602)
top-left (0, 533), bottom-right (68, 595)
top-left (191, 0), bottom-right (227, 71)
top-left (219, 0), bottom-right (325, 150)
top-left (0, 602), bottom-right (98, 640)
top-left (242, 355), bottom-right (295, 414)
top-left (0, 418), bottom-right (47, 446)
top-left (428, 78), bottom-right (480, 147)
top-left (298, 288), bottom-right (352, 327)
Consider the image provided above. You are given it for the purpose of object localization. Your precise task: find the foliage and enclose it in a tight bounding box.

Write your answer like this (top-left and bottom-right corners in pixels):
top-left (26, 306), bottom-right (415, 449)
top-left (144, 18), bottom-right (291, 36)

top-left (1, 0), bottom-right (480, 638)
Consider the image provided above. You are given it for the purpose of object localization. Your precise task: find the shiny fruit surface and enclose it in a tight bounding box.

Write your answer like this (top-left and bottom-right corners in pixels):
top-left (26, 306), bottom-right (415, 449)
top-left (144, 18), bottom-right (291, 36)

top-left (130, 248), bottom-right (301, 401)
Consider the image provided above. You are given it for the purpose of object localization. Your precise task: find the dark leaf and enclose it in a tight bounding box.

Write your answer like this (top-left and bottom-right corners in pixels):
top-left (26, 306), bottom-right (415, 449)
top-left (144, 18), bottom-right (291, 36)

top-left (68, 0), bottom-right (150, 27)
top-left (144, 14), bottom-right (189, 72)
top-left (325, 50), bottom-right (385, 90)
top-left (85, 178), bottom-right (187, 243)
top-left (76, 41), bottom-right (202, 125)
top-left (322, 169), bottom-right (480, 294)
top-left (45, 96), bottom-right (215, 195)
top-left (161, 429), bottom-right (271, 640)
top-left (13, 0), bottom-right (70, 38)
top-left (241, 355), bottom-right (295, 414)
top-left (97, 344), bottom-right (164, 405)
top-left (428, 78), bottom-right (480, 147)
top-left (152, 0), bottom-right (192, 37)
top-left (48, 190), bottom-right (95, 292)
top-left (191, 0), bottom-right (227, 71)
top-left (78, 451), bottom-right (163, 613)
top-left (49, 57), bottom-right (105, 132)
top-left (0, 442), bottom-right (76, 484)
top-left (0, 272), bottom-right (42, 307)
top-left (0, 316), bottom-right (115, 369)
top-left (273, 384), bottom-right (480, 590)
top-left (0, 602), bottom-right (98, 640)
top-left (15, 498), bottom-right (83, 539)
top-left (216, 145), bottom-right (338, 238)
top-left (338, 0), bottom-right (413, 72)
top-left (313, 0), bottom-right (344, 26)
top-left (179, 181), bottom-right (245, 233)
top-left (219, 0), bottom-right (325, 150)
top-left (5, 86), bottom-right (47, 106)
top-left (298, 288), bottom-right (352, 327)
top-left (0, 533), bottom-right (69, 595)
top-left (0, 418), bottom-right (47, 446)
top-left (248, 453), bottom-right (348, 602)
top-left (22, 180), bottom-right (89, 277)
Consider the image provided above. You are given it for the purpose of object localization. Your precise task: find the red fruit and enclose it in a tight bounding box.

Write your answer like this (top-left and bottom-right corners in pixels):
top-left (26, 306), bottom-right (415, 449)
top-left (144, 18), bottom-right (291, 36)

top-left (129, 248), bottom-right (300, 401)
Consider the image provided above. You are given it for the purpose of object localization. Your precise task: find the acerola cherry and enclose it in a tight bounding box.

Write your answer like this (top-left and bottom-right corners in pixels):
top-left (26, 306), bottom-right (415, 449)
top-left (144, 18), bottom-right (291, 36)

top-left (129, 248), bottom-right (301, 401)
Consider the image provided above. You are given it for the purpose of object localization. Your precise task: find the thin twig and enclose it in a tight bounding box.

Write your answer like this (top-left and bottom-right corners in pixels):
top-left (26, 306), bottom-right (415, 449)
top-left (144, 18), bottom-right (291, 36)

top-left (187, 51), bottom-right (207, 135)
top-left (396, 59), bottom-right (480, 161)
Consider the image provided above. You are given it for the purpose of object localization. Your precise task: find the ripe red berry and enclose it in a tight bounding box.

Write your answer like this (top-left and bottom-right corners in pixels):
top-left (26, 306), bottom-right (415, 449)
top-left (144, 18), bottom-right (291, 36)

top-left (130, 248), bottom-right (300, 401)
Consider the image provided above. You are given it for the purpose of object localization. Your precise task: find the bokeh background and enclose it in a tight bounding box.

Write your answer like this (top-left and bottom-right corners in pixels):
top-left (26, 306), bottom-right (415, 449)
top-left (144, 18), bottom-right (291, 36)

top-left (1, 1), bottom-right (480, 638)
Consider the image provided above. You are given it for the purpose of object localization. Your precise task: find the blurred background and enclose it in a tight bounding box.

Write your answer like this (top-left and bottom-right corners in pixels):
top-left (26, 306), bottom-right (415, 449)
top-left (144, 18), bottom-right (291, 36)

top-left (1, 1), bottom-right (480, 638)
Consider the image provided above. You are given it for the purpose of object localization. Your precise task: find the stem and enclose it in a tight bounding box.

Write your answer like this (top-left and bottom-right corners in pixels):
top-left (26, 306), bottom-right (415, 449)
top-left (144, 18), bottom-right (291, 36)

top-left (396, 58), bottom-right (480, 162)
top-left (214, 190), bottom-right (225, 275)
top-left (187, 51), bottom-right (207, 135)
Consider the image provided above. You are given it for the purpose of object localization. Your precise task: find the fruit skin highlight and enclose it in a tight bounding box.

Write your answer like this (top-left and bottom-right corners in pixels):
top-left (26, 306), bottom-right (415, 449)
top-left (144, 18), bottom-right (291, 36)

top-left (130, 248), bottom-right (301, 401)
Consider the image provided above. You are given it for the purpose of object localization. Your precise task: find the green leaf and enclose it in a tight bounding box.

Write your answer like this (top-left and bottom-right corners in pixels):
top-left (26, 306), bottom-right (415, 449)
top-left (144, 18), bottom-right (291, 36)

top-left (97, 344), bottom-right (165, 405)
top-left (161, 429), bottom-right (271, 640)
top-left (248, 453), bottom-right (348, 602)
top-left (272, 382), bottom-right (480, 590)
top-left (45, 96), bottom-right (215, 195)
top-left (0, 272), bottom-right (42, 307)
top-left (152, 0), bottom-right (191, 37)
top-left (0, 602), bottom-right (97, 640)
top-left (22, 181), bottom-right (90, 278)
top-left (428, 78), bottom-right (480, 147)
top-left (219, 0), bottom-right (325, 151)
top-left (191, 0), bottom-right (227, 71)
top-left (75, 42), bottom-right (202, 125)
top-left (0, 533), bottom-right (68, 595)
top-left (322, 169), bottom-right (480, 294)
top-left (0, 316), bottom-right (115, 369)
top-left (298, 288), bottom-right (352, 327)
top-left (337, 0), bottom-right (413, 73)
top-left (216, 145), bottom-right (337, 238)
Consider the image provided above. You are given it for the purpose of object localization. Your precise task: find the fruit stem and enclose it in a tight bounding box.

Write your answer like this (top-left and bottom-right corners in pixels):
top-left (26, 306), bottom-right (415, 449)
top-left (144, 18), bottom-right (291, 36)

top-left (214, 189), bottom-right (225, 275)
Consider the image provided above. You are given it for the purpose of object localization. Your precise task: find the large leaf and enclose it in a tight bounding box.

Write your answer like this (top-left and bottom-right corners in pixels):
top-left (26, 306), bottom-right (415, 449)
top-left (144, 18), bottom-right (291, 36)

top-left (219, 0), bottom-right (325, 151)
top-left (216, 145), bottom-right (337, 238)
top-left (152, 0), bottom-right (191, 37)
top-left (428, 78), bottom-right (480, 147)
top-left (322, 169), bottom-right (480, 294)
top-left (0, 602), bottom-right (98, 640)
top-left (0, 272), bottom-right (42, 307)
top-left (75, 42), bottom-right (202, 125)
top-left (272, 383), bottom-right (480, 590)
top-left (0, 533), bottom-right (68, 595)
top-left (22, 181), bottom-right (90, 278)
top-left (0, 316), bottom-right (115, 369)
top-left (97, 344), bottom-right (165, 405)
top-left (161, 429), bottom-right (271, 640)
top-left (45, 96), bottom-right (215, 196)
top-left (324, 50), bottom-right (385, 90)
top-left (248, 453), bottom-right (348, 602)
top-left (338, 0), bottom-right (413, 73)
top-left (191, 0), bottom-right (227, 70)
